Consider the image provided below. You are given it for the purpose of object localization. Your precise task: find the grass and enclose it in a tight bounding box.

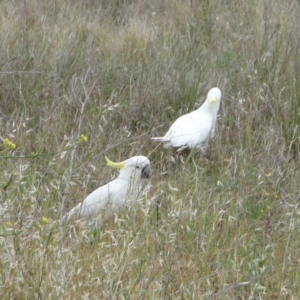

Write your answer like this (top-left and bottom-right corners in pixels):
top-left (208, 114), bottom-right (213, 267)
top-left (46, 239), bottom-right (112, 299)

top-left (1, 0), bottom-right (300, 298)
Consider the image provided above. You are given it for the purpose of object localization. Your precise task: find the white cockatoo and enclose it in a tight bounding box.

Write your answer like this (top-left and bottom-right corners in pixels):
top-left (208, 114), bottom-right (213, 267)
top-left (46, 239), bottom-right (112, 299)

top-left (62, 155), bottom-right (151, 223)
top-left (152, 87), bottom-right (222, 152)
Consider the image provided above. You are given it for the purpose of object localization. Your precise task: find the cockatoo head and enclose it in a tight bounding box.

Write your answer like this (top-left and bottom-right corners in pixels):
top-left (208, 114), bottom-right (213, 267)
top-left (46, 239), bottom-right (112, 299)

top-left (105, 155), bottom-right (151, 179)
top-left (202, 87), bottom-right (222, 114)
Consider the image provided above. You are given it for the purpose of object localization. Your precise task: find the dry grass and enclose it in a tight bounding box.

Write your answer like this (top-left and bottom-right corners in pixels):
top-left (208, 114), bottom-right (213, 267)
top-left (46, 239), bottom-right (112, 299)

top-left (1, 0), bottom-right (300, 298)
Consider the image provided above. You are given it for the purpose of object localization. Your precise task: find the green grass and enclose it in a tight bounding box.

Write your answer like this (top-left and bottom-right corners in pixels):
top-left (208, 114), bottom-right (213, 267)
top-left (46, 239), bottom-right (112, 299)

top-left (1, 0), bottom-right (300, 298)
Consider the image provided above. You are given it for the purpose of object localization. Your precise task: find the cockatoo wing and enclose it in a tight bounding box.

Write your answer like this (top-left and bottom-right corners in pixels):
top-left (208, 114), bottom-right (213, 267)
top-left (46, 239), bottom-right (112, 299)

top-left (151, 114), bottom-right (192, 147)
top-left (163, 110), bottom-right (214, 149)
top-left (63, 178), bottom-right (131, 222)
top-left (62, 183), bottom-right (111, 222)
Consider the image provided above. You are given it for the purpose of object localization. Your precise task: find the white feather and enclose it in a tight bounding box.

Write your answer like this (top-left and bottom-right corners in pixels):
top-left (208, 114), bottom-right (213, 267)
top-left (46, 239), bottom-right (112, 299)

top-left (61, 156), bottom-right (151, 223)
top-left (152, 87), bottom-right (222, 152)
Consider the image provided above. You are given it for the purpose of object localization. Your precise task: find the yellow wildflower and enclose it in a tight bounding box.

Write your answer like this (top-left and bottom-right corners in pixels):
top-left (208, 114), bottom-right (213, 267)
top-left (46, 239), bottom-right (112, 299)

top-left (80, 134), bottom-right (88, 143)
top-left (3, 138), bottom-right (16, 149)
top-left (42, 217), bottom-right (49, 224)
top-left (5, 221), bottom-right (12, 227)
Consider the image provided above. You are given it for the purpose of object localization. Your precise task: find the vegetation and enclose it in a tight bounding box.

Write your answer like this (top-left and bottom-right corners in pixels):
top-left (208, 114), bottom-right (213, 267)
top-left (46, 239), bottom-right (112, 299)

top-left (1, 0), bottom-right (300, 298)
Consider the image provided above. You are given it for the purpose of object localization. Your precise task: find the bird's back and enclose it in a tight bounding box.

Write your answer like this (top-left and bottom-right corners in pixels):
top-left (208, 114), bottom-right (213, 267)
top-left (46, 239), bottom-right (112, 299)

top-left (164, 108), bottom-right (215, 149)
top-left (62, 177), bottom-right (142, 222)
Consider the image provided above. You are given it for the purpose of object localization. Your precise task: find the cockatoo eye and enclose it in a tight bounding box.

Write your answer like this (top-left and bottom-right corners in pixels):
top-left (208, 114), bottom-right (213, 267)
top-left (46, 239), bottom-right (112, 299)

top-left (136, 165), bottom-right (140, 169)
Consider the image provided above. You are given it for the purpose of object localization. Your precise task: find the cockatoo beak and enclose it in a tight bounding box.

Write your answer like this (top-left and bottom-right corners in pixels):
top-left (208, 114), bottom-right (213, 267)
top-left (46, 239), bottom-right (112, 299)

top-left (141, 165), bottom-right (151, 178)
top-left (105, 156), bottom-right (126, 169)
top-left (209, 96), bottom-right (217, 105)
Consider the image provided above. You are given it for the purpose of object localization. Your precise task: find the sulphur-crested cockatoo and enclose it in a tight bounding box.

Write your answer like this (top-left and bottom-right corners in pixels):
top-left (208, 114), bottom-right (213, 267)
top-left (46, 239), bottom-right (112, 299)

top-left (62, 155), bottom-right (151, 222)
top-left (152, 87), bottom-right (222, 152)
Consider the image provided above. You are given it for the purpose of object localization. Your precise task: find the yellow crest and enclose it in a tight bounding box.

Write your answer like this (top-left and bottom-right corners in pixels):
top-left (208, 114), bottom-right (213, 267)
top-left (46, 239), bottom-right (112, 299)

top-left (209, 96), bottom-right (217, 105)
top-left (105, 156), bottom-right (126, 169)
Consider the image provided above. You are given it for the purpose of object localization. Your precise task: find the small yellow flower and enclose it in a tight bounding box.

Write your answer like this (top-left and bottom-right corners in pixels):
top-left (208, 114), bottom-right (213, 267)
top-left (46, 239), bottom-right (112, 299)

top-left (3, 138), bottom-right (10, 146)
top-left (42, 217), bottom-right (49, 224)
top-left (80, 134), bottom-right (88, 143)
top-left (3, 138), bottom-right (16, 149)
top-left (31, 152), bottom-right (35, 156)
top-left (267, 205), bottom-right (272, 211)
top-left (5, 221), bottom-right (12, 227)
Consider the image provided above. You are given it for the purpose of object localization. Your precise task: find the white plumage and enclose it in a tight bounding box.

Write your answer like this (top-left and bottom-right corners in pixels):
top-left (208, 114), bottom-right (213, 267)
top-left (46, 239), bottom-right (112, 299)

top-left (152, 87), bottom-right (222, 152)
top-left (62, 155), bottom-right (151, 223)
